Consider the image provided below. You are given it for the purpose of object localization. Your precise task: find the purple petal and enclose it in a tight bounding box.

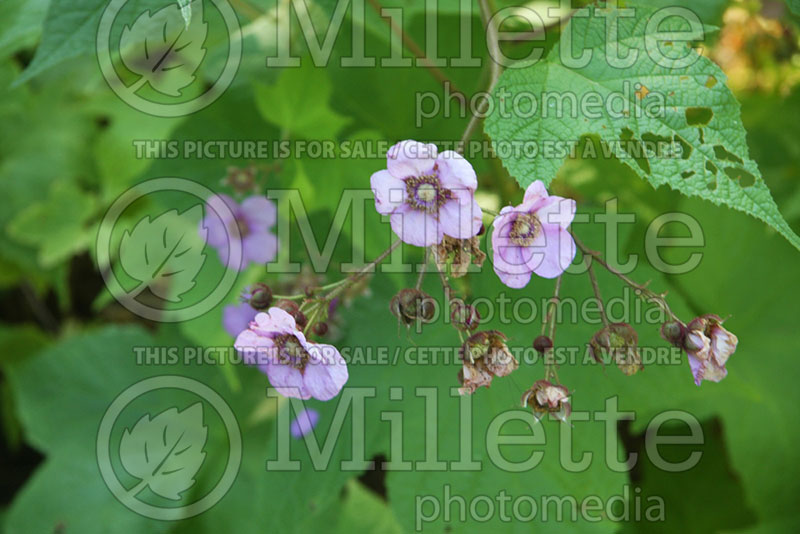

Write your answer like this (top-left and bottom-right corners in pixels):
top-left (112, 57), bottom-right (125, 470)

top-left (240, 196), bottom-right (277, 230)
top-left (290, 408), bottom-right (320, 438)
top-left (234, 329), bottom-right (274, 374)
top-left (223, 302), bottom-right (257, 338)
top-left (534, 196), bottom-right (577, 229)
top-left (303, 344), bottom-right (348, 401)
top-left (201, 194), bottom-right (239, 248)
top-left (370, 169), bottom-right (406, 215)
top-left (267, 364), bottom-right (312, 399)
top-left (390, 210), bottom-right (443, 247)
top-left (386, 140), bottom-right (438, 178)
top-left (439, 198), bottom-right (483, 239)
top-left (242, 231), bottom-right (278, 265)
top-left (528, 225), bottom-right (576, 279)
top-left (437, 151), bottom-right (477, 193)
top-left (491, 214), bottom-right (533, 274)
top-left (688, 354), bottom-right (705, 386)
top-left (523, 180), bottom-right (549, 204)
top-left (253, 308), bottom-right (297, 334)
top-left (494, 268), bottom-right (533, 289)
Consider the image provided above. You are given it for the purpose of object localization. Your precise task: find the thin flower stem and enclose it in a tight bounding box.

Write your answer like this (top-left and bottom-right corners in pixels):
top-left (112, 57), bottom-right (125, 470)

top-left (366, 0), bottom-right (463, 94)
top-left (459, 0), bottom-right (503, 149)
top-left (570, 230), bottom-right (680, 323)
top-left (543, 276), bottom-right (562, 383)
top-left (415, 248), bottom-right (429, 290)
top-left (303, 303), bottom-right (323, 336)
top-left (326, 239), bottom-right (402, 301)
top-left (585, 257), bottom-right (610, 328)
top-left (272, 294), bottom-right (305, 301)
top-left (434, 260), bottom-right (465, 344)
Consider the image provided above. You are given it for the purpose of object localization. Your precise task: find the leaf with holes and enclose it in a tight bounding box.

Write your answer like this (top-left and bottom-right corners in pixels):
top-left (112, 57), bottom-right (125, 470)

top-left (118, 205), bottom-right (207, 302)
top-left (485, 1), bottom-right (800, 252)
top-left (119, 0), bottom-right (207, 97)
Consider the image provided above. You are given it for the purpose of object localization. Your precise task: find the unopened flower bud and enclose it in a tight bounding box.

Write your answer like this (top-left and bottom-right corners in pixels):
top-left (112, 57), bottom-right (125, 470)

top-left (247, 283), bottom-right (273, 310)
top-left (312, 322), bottom-right (328, 336)
top-left (390, 289), bottom-right (436, 326)
top-left (275, 299), bottom-right (307, 328)
top-left (533, 335), bottom-right (553, 354)
top-left (589, 323), bottom-right (643, 376)
top-left (294, 311), bottom-right (308, 329)
top-left (275, 299), bottom-right (299, 315)
top-left (451, 303), bottom-right (480, 331)
top-left (660, 320), bottom-right (686, 347)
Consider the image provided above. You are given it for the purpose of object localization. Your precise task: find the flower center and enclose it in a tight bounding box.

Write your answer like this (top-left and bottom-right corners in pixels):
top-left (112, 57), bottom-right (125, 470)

top-left (509, 213), bottom-right (541, 246)
top-left (229, 217), bottom-right (249, 239)
top-left (405, 172), bottom-right (451, 213)
top-left (275, 334), bottom-right (310, 371)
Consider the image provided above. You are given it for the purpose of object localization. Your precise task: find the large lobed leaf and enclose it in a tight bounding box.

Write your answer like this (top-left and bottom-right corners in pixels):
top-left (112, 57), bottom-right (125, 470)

top-left (485, 1), bottom-right (800, 252)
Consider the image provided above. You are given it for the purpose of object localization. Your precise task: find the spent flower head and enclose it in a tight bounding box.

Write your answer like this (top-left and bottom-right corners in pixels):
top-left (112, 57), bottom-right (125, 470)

top-left (589, 322), bottom-right (644, 376)
top-left (683, 314), bottom-right (738, 386)
top-left (522, 380), bottom-right (571, 422)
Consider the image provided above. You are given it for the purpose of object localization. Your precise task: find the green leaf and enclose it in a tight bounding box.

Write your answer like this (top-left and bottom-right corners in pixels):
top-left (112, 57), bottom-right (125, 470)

top-left (6, 180), bottom-right (96, 268)
top-left (0, 0), bottom-right (50, 59)
top-left (254, 61), bottom-right (349, 140)
top-left (118, 205), bottom-right (207, 303)
top-left (485, 1), bottom-right (800, 252)
top-left (120, 0), bottom-right (207, 97)
top-left (120, 404), bottom-right (208, 501)
top-left (335, 480), bottom-right (403, 534)
top-left (14, 0), bottom-right (172, 85)
top-left (788, 1), bottom-right (800, 16)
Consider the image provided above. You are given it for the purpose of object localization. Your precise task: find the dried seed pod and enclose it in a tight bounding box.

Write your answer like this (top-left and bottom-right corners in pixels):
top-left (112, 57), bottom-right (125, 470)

top-left (589, 323), bottom-right (643, 376)
top-left (389, 288), bottom-right (436, 326)
top-left (451, 302), bottom-right (480, 332)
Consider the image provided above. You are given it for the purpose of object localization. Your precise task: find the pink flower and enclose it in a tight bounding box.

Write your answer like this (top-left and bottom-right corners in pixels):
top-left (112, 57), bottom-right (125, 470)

top-left (684, 315), bottom-right (738, 385)
top-left (200, 194), bottom-right (278, 271)
top-left (234, 308), bottom-right (348, 401)
top-left (290, 408), bottom-right (320, 439)
top-left (370, 140), bottom-right (483, 247)
top-left (491, 180), bottom-right (577, 288)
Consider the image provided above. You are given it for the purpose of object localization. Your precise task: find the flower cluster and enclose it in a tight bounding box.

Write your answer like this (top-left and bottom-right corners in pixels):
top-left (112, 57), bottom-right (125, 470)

top-left (208, 139), bottom-right (743, 412)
